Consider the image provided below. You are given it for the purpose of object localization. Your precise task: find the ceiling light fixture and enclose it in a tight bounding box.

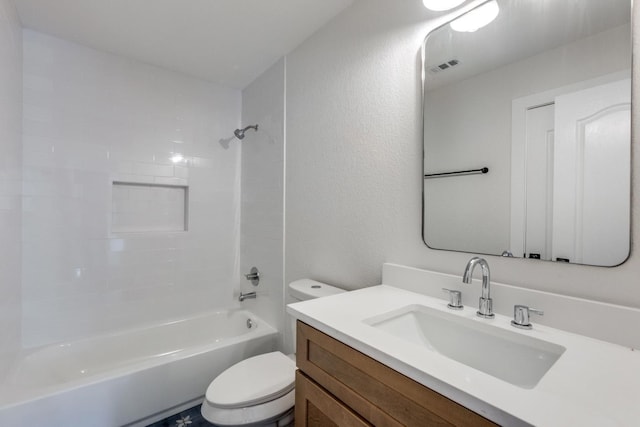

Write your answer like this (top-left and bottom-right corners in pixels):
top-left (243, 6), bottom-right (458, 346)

top-left (422, 0), bottom-right (466, 12)
top-left (450, 0), bottom-right (499, 32)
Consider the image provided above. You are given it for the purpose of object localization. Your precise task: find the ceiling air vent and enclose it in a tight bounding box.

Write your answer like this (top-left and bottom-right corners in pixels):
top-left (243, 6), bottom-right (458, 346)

top-left (429, 59), bottom-right (460, 74)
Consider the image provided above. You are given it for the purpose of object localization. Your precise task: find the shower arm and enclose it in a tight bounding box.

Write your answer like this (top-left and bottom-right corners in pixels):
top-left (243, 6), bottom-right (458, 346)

top-left (241, 125), bottom-right (258, 132)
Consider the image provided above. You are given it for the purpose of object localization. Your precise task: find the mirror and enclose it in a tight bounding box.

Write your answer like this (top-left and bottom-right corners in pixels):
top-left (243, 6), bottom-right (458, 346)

top-left (422, 0), bottom-right (631, 267)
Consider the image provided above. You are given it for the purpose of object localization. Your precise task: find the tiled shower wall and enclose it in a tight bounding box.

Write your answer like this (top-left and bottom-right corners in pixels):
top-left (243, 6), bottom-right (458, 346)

top-left (0, 0), bottom-right (22, 363)
top-left (22, 29), bottom-right (242, 347)
top-left (239, 59), bottom-right (285, 347)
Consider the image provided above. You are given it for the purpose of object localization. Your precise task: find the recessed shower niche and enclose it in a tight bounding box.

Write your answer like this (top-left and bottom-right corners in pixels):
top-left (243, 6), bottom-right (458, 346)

top-left (111, 182), bottom-right (189, 233)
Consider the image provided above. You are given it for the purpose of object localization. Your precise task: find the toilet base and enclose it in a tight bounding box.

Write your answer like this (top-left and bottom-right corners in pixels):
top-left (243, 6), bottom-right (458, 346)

top-left (203, 406), bottom-right (294, 427)
top-left (261, 407), bottom-right (294, 427)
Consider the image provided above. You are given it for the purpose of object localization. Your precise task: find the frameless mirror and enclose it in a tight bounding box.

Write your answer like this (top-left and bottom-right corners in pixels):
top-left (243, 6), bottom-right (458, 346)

top-left (422, 0), bottom-right (631, 266)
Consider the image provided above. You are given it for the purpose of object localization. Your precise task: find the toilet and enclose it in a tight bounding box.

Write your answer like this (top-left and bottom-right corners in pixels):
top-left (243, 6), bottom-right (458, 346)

top-left (201, 279), bottom-right (345, 426)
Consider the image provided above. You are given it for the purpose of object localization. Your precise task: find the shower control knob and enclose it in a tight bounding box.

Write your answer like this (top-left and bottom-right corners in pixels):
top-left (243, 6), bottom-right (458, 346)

top-left (244, 267), bottom-right (260, 286)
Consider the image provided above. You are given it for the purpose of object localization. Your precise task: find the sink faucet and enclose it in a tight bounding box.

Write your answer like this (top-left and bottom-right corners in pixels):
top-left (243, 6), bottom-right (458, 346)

top-left (462, 257), bottom-right (494, 319)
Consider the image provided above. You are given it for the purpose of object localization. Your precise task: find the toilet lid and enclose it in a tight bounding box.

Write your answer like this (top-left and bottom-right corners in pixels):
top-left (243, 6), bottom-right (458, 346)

top-left (205, 352), bottom-right (296, 409)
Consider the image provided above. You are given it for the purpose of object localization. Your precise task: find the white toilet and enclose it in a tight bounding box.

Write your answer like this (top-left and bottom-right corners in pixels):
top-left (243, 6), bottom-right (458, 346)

top-left (201, 279), bottom-right (345, 426)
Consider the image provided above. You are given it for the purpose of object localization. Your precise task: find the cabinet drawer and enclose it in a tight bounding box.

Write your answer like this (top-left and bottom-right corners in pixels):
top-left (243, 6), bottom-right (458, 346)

top-left (296, 371), bottom-right (371, 427)
top-left (296, 321), bottom-right (497, 427)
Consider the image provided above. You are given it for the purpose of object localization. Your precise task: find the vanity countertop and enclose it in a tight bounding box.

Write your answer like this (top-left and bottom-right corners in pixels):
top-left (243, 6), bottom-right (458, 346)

top-left (287, 284), bottom-right (640, 426)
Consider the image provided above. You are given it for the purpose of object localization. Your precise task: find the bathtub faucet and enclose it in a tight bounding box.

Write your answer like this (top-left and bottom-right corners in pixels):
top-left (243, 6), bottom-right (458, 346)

top-left (239, 291), bottom-right (257, 302)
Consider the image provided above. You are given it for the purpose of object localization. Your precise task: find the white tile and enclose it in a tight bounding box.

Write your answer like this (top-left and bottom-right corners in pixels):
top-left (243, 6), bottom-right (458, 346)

top-left (20, 30), bottom-right (243, 347)
top-left (154, 176), bottom-right (187, 186)
top-left (0, 0), bottom-right (21, 356)
top-left (239, 59), bottom-right (285, 338)
top-left (133, 162), bottom-right (175, 177)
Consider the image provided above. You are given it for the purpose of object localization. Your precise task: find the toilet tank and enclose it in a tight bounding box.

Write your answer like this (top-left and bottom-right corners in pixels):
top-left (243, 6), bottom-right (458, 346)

top-left (288, 279), bottom-right (345, 302)
top-left (287, 279), bottom-right (345, 354)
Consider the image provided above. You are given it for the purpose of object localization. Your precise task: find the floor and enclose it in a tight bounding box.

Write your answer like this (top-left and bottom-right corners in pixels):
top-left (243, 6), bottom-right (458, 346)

top-left (146, 403), bottom-right (295, 427)
top-left (146, 404), bottom-right (212, 427)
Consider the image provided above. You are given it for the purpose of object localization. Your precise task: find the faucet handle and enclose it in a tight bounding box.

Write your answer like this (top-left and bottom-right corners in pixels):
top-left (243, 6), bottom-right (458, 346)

top-left (442, 288), bottom-right (463, 310)
top-left (511, 305), bottom-right (544, 329)
top-left (244, 266), bottom-right (260, 286)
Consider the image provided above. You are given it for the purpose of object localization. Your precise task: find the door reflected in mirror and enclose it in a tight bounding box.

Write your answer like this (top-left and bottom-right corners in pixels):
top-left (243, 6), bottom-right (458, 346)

top-left (422, 0), bottom-right (631, 267)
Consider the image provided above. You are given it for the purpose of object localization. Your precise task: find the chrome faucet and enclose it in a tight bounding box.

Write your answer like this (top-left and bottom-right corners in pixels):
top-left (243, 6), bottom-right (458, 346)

top-left (239, 291), bottom-right (256, 302)
top-left (462, 257), bottom-right (494, 318)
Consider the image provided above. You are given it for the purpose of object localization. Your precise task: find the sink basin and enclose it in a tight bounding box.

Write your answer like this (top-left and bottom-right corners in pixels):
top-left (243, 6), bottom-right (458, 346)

top-left (364, 304), bottom-right (565, 389)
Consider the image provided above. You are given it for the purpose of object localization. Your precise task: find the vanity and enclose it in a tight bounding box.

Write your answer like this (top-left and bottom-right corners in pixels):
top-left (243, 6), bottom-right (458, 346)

top-left (295, 321), bottom-right (496, 426)
top-left (287, 264), bottom-right (640, 426)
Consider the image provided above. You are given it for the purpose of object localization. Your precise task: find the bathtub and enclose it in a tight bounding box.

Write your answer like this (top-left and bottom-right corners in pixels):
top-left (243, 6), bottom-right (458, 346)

top-left (0, 309), bottom-right (277, 426)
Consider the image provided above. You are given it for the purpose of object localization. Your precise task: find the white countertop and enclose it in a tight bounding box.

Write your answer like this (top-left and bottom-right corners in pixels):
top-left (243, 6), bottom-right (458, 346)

top-left (287, 284), bottom-right (640, 426)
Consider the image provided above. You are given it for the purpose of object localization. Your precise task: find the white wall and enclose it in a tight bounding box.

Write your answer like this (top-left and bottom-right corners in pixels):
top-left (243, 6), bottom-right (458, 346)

top-left (239, 59), bottom-right (286, 347)
top-left (424, 24), bottom-right (631, 255)
top-left (0, 0), bottom-right (22, 365)
top-left (22, 30), bottom-right (242, 347)
top-left (284, 0), bottom-right (640, 310)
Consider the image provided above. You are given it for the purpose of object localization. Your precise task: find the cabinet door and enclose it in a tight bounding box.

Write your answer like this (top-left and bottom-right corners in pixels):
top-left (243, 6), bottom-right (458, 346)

top-left (297, 321), bottom-right (498, 427)
top-left (295, 371), bottom-right (371, 427)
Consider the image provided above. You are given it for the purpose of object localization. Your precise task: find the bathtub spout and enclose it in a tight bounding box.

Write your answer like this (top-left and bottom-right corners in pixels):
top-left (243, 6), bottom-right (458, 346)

top-left (239, 291), bottom-right (257, 302)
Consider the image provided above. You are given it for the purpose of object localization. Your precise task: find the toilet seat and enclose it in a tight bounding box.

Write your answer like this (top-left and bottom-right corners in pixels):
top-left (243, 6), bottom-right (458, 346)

top-left (202, 388), bottom-right (295, 426)
top-left (202, 351), bottom-right (296, 425)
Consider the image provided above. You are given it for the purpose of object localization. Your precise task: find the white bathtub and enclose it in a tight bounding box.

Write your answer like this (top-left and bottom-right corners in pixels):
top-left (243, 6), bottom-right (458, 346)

top-left (0, 309), bottom-right (277, 426)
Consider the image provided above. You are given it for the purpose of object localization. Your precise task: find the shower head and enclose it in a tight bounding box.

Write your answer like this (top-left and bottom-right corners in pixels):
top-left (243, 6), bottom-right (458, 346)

top-left (234, 124), bottom-right (259, 140)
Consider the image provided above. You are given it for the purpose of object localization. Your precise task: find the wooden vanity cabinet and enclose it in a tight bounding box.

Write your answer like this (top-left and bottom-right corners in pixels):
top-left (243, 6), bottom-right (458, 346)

top-left (295, 321), bottom-right (498, 427)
